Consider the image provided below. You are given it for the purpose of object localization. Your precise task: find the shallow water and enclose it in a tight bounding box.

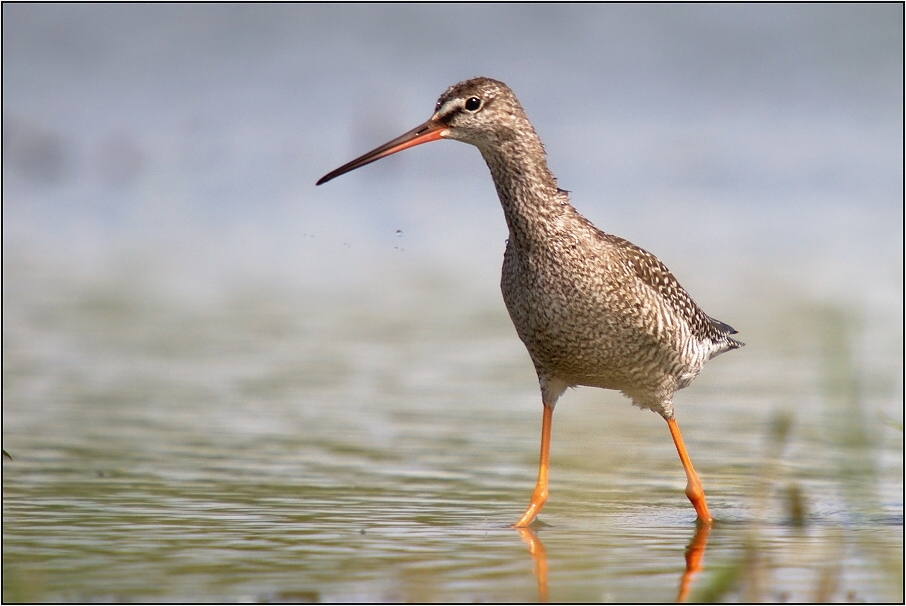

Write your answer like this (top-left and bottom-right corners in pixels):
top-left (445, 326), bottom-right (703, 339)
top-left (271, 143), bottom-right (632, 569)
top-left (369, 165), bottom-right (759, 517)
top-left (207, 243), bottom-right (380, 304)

top-left (3, 266), bottom-right (901, 602)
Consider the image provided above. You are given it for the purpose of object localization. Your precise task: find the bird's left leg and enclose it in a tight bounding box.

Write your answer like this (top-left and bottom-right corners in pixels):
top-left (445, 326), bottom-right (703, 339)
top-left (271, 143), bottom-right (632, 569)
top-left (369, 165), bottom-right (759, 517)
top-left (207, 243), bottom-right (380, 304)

top-left (666, 416), bottom-right (713, 524)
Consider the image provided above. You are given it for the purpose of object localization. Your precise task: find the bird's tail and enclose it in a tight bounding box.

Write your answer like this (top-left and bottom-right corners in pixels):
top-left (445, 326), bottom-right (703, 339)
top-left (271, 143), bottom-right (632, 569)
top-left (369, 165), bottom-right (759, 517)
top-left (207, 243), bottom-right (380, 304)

top-left (707, 314), bottom-right (744, 354)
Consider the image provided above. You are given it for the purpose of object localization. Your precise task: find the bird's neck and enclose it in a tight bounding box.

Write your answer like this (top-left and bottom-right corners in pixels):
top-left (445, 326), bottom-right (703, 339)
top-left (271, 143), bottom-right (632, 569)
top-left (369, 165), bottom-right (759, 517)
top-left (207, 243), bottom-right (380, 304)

top-left (478, 129), bottom-right (574, 249)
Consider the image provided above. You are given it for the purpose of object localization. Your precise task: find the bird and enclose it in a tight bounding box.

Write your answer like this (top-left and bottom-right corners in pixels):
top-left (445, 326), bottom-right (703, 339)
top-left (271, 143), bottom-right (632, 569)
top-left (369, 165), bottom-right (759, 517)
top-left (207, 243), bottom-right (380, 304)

top-left (317, 77), bottom-right (742, 527)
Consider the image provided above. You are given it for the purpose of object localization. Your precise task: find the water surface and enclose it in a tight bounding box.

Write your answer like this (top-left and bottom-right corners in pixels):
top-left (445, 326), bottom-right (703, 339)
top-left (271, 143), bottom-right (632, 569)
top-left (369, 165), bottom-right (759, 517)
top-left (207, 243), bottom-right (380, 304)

top-left (3, 269), bottom-right (901, 602)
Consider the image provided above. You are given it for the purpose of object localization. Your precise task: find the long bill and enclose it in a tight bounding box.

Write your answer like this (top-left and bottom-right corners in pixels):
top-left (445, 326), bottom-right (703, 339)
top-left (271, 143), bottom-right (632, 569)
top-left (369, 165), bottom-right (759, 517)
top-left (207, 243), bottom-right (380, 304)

top-left (316, 120), bottom-right (448, 185)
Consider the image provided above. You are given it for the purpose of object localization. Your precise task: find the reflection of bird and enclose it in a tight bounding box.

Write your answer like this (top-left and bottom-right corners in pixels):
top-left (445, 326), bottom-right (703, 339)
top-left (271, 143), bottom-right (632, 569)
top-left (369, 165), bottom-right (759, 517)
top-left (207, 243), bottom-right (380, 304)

top-left (318, 77), bottom-right (742, 526)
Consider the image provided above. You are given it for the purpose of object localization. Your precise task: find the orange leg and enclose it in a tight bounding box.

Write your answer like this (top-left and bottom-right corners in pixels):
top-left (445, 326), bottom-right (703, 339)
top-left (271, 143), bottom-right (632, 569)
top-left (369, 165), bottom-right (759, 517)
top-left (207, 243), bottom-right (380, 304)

top-left (667, 417), bottom-right (713, 524)
top-left (513, 405), bottom-right (554, 527)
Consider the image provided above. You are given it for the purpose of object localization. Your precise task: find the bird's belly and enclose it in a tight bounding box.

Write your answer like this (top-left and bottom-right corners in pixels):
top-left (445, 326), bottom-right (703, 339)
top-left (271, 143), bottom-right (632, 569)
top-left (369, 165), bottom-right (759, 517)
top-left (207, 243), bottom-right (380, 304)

top-left (501, 249), bottom-right (694, 393)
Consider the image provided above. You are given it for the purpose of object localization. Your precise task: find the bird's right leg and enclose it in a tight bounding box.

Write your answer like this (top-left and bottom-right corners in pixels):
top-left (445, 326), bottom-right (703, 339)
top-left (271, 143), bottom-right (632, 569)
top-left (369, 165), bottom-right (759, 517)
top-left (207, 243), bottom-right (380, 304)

top-left (513, 403), bottom-right (554, 528)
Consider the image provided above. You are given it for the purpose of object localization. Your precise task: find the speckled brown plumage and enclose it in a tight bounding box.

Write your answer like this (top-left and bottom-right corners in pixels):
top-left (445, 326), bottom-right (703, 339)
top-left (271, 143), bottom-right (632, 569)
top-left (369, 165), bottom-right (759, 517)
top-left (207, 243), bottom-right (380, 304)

top-left (430, 78), bottom-right (743, 418)
top-left (317, 77), bottom-right (742, 526)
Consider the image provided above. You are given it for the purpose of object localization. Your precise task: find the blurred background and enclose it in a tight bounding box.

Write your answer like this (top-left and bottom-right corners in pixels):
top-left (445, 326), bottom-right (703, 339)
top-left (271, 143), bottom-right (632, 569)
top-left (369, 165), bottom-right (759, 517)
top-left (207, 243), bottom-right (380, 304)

top-left (3, 4), bottom-right (902, 296)
top-left (3, 4), bottom-right (903, 602)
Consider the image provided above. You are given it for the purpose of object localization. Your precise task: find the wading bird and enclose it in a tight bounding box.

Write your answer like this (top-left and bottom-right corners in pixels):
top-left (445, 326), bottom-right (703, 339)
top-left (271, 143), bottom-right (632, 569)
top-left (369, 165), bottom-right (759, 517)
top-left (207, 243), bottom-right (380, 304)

top-left (317, 78), bottom-right (742, 527)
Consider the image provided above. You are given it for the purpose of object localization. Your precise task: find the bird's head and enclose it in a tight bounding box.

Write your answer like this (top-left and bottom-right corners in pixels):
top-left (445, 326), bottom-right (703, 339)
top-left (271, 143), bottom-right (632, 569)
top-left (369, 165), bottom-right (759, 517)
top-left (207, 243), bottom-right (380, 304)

top-left (316, 77), bottom-right (526, 186)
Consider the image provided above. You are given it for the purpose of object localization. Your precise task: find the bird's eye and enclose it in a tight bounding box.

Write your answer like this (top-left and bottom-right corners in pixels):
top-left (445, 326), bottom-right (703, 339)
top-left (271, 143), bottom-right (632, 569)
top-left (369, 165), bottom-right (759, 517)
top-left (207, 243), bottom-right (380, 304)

top-left (435, 100), bottom-right (443, 111)
top-left (465, 97), bottom-right (482, 111)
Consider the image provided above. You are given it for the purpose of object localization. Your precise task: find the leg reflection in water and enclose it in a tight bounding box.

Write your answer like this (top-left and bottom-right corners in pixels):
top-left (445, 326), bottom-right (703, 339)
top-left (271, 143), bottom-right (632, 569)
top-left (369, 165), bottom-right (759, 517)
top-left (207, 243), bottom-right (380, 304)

top-left (677, 522), bottom-right (711, 602)
top-left (515, 522), bottom-right (712, 603)
top-left (515, 526), bottom-right (549, 602)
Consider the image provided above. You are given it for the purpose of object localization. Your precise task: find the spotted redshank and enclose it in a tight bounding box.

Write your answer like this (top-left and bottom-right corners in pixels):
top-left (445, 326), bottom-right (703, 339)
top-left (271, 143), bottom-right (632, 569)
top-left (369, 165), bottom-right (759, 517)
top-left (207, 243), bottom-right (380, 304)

top-left (317, 77), bottom-right (742, 526)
